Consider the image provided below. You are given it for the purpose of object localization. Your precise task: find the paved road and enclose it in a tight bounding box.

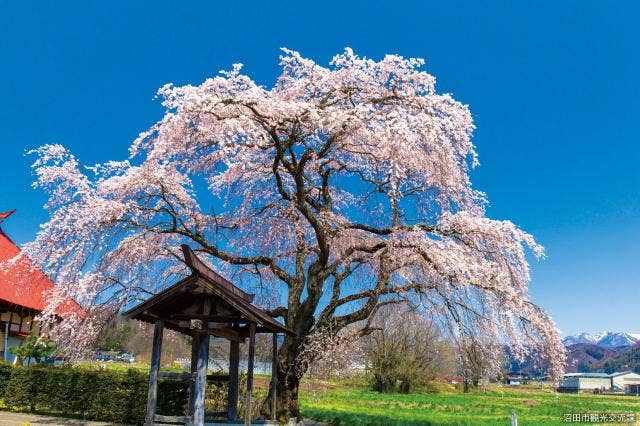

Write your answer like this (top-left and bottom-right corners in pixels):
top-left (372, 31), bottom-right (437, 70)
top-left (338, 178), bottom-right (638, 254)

top-left (0, 411), bottom-right (121, 426)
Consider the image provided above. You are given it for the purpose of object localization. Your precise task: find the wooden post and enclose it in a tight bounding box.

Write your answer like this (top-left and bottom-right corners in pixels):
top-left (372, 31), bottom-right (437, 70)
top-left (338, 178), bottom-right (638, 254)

top-left (193, 331), bottom-right (210, 426)
top-left (145, 320), bottom-right (164, 425)
top-left (270, 333), bottom-right (278, 421)
top-left (245, 322), bottom-right (256, 426)
top-left (3, 322), bottom-right (8, 362)
top-left (227, 339), bottom-right (240, 421)
top-left (188, 331), bottom-right (201, 417)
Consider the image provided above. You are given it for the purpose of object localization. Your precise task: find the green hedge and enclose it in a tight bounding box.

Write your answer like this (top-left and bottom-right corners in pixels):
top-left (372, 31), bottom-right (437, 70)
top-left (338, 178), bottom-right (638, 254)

top-left (0, 363), bottom-right (12, 392)
top-left (0, 363), bottom-right (239, 425)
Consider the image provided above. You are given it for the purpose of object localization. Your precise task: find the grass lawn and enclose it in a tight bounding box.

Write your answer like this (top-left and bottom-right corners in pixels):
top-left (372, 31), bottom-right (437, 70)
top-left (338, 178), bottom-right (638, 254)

top-left (53, 363), bottom-right (640, 425)
top-left (299, 382), bottom-right (640, 425)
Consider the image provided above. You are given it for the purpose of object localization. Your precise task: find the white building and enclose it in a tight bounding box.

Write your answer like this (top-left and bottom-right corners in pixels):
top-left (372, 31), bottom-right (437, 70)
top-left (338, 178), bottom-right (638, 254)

top-left (610, 371), bottom-right (640, 395)
top-left (560, 373), bottom-right (611, 392)
top-left (559, 371), bottom-right (640, 395)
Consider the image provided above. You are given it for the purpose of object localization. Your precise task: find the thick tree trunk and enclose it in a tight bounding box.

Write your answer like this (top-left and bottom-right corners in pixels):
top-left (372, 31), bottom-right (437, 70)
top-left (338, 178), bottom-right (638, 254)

top-left (260, 269), bottom-right (327, 420)
top-left (269, 367), bottom-right (301, 421)
top-left (260, 335), bottom-right (305, 421)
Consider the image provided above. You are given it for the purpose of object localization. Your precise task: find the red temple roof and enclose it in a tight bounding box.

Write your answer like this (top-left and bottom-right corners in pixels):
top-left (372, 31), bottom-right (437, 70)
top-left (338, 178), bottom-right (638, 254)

top-left (0, 210), bottom-right (16, 220)
top-left (0, 209), bottom-right (80, 316)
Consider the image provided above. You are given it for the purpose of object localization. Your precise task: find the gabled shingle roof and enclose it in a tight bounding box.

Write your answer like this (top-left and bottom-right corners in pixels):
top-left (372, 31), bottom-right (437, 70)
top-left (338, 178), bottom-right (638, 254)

top-left (123, 245), bottom-right (294, 336)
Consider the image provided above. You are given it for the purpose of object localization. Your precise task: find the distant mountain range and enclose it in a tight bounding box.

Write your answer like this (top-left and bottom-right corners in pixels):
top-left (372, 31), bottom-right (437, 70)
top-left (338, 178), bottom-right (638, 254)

top-left (562, 331), bottom-right (640, 348)
top-left (506, 332), bottom-right (640, 376)
top-left (564, 343), bottom-right (620, 373)
top-left (560, 332), bottom-right (640, 374)
top-left (565, 342), bottom-right (640, 374)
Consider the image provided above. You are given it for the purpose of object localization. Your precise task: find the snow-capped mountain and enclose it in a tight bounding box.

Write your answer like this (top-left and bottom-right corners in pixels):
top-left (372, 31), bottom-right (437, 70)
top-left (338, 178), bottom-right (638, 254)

top-left (562, 332), bottom-right (599, 346)
top-left (597, 332), bottom-right (639, 348)
top-left (562, 331), bottom-right (639, 348)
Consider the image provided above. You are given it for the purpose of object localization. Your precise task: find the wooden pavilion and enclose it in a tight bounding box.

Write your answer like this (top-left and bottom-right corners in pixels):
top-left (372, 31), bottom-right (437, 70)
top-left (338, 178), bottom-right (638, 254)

top-left (123, 245), bottom-right (295, 426)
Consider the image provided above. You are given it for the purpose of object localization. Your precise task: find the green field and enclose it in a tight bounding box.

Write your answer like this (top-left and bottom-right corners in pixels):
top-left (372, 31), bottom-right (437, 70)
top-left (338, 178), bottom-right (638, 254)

top-left (299, 382), bottom-right (640, 425)
top-left (6, 362), bottom-right (637, 425)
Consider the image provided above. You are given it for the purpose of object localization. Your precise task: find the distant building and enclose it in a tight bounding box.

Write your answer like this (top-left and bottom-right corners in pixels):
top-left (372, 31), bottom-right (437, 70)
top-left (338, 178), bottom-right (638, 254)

top-left (559, 371), bottom-right (640, 395)
top-left (0, 209), bottom-right (80, 363)
top-left (610, 371), bottom-right (640, 395)
top-left (436, 375), bottom-right (464, 385)
top-left (504, 376), bottom-right (522, 385)
top-left (94, 350), bottom-right (135, 363)
top-left (503, 372), bottom-right (529, 385)
top-left (559, 373), bottom-right (611, 392)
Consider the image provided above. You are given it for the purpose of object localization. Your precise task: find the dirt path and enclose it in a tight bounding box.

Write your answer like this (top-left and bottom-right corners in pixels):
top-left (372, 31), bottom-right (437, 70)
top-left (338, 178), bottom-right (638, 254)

top-left (0, 411), bottom-right (121, 426)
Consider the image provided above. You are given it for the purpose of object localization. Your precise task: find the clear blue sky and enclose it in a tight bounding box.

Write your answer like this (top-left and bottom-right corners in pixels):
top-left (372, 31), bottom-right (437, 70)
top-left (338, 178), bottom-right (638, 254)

top-left (1, 1), bottom-right (638, 336)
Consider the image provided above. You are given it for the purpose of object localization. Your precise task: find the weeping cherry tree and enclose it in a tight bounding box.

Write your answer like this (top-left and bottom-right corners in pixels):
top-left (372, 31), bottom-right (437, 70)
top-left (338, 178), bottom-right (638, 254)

top-left (22, 49), bottom-right (564, 417)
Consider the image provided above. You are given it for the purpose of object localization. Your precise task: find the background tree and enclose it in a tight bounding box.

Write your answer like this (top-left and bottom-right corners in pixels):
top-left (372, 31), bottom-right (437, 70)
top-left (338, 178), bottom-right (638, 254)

top-left (444, 306), bottom-right (509, 392)
top-left (9, 333), bottom-right (56, 365)
top-left (363, 306), bottom-right (442, 393)
top-left (93, 316), bottom-right (133, 352)
top-left (305, 322), bottom-right (366, 382)
top-left (21, 49), bottom-right (564, 417)
top-left (120, 319), bottom-right (190, 366)
top-left (457, 338), bottom-right (498, 392)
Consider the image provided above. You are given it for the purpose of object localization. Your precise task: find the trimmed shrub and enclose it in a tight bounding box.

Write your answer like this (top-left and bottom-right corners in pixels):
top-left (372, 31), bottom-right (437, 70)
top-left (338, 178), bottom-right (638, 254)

top-left (3, 365), bottom-right (39, 412)
top-left (0, 364), bottom-right (245, 425)
top-left (0, 362), bottom-right (13, 395)
top-left (3, 365), bottom-right (149, 422)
